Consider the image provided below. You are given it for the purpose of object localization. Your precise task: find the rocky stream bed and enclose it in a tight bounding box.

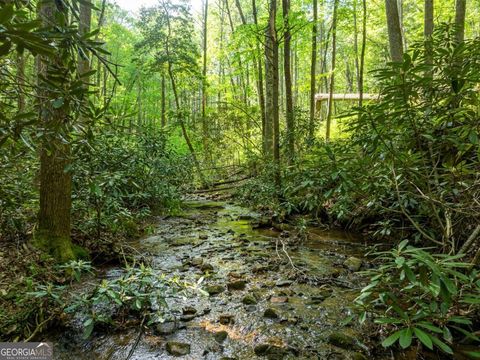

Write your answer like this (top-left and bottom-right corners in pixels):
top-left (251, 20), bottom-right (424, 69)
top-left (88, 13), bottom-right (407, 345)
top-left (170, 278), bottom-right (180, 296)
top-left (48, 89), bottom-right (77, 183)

top-left (50, 198), bottom-right (377, 359)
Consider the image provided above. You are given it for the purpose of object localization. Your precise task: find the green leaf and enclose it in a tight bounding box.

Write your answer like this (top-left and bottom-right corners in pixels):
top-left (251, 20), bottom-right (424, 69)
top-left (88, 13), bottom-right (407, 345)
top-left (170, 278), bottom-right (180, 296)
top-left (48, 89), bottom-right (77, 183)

top-left (465, 351), bottom-right (480, 359)
top-left (417, 322), bottom-right (442, 334)
top-left (382, 330), bottom-right (402, 348)
top-left (448, 316), bottom-right (472, 325)
top-left (413, 327), bottom-right (433, 350)
top-left (399, 328), bottom-right (413, 349)
top-left (430, 336), bottom-right (453, 354)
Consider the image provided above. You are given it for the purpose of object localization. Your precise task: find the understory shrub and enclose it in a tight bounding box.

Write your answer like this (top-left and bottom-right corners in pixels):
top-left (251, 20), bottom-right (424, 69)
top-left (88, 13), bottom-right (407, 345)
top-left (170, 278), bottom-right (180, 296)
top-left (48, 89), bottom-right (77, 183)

top-left (355, 241), bottom-right (480, 357)
top-left (72, 127), bottom-right (192, 238)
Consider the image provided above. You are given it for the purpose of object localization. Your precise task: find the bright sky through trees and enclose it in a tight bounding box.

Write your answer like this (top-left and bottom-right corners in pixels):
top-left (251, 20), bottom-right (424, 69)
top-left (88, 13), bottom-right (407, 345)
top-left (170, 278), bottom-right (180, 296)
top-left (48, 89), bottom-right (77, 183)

top-left (115, 0), bottom-right (203, 13)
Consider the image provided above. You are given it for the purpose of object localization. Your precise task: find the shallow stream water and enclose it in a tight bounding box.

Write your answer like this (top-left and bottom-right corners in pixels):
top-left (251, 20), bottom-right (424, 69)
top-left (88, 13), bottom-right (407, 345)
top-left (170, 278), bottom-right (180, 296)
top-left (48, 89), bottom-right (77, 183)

top-left (50, 198), bottom-right (372, 359)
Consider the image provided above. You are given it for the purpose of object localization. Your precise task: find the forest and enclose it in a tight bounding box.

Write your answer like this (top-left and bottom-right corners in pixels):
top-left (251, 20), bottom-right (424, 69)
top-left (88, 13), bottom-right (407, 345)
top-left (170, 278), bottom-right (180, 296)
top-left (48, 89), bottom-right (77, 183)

top-left (0, 0), bottom-right (479, 358)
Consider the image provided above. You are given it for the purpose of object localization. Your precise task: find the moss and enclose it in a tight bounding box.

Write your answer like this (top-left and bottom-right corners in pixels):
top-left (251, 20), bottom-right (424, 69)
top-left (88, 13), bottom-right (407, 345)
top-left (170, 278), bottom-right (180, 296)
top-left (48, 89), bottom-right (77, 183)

top-left (32, 230), bottom-right (76, 263)
top-left (72, 244), bottom-right (90, 260)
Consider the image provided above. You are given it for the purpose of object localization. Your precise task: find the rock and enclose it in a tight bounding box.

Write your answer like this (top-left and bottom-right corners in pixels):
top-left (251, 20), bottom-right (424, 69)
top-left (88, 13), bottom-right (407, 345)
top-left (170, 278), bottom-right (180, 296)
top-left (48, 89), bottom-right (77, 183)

top-left (343, 257), bottom-right (362, 271)
top-left (199, 234), bottom-right (208, 240)
top-left (227, 280), bottom-right (247, 291)
top-left (254, 344), bottom-right (287, 359)
top-left (191, 257), bottom-right (203, 266)
top-left (214, 330), bottom-right (228, 343)
top-left (271, 296), bottom-right (289, 304)
top-left (200, 263), bottom-right (214, 272)
top-left (166, 341), bottom-right (191, 356)
top-left (180, 314), bottom-right (196, 322)
top-left (182, 306), bottom-right (197, 315)
top-left (228, 272), bottom-right (243, 279)
top-left (263, 308), bottom-right (279, 319)
top-left (327, 332), bottom-right (359, 350)
top-left (206, 285), bottom-right (225, 295)
top-left (275, 279), bottom-right (293, 287)
top-left (245, 305), bottom-right (257, 312)
top-left (155, 321), bottom-right (176, 335)
top-left (219, 314), bottom-right (234, 325)
top-left (242, 294), bottom-right (258, 305)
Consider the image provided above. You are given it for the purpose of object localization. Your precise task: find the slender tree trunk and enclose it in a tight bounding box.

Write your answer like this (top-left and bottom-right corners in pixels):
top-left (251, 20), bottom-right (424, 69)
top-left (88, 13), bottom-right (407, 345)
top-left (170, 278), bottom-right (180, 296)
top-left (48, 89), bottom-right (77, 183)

top-left (283, 0), bottom-right (294, 162)
top-left (455, 0), bottom-right (466, 43)
top-left (252, 0), bottom-right (266, 154)
top-left (265, 0), bottom-right (280, 188)
top-left (308, 0), bottom-right (318, 142)
top-left (326, 0), bottom-right (338, 141)
top-left (359, 0), bottom-right (367, 106)
top-left (161, 74), bottom-right (166, 127)
top-left (385, 0), bottom-right (404, 62)
top-left (353, 0), bottom-right (360, 91)
top-left (264, 0), bottom-right (275, 158)
top-left (78, 0), bottom-right (92, 123)
top-left (235, 0), bottom-right (247, 24)
top-left (424, 0), bottom-right (434, 69)
top-left (202, 0), bottom-right (209, 154)
top-left (35, 0), bottom-right (75, 262)
top-left (16, 53), bottom-right (26, 113)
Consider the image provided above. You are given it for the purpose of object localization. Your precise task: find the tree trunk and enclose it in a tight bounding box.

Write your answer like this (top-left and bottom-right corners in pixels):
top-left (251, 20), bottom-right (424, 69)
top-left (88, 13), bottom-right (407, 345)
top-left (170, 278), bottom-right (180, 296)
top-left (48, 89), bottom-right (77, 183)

top-left (308, 0), bottom-right (318, 142)
top-left (283, 0), bottom-right (294, 162)
top-left (161, 74), bottom-right (166, 127)
top-left (359, 0), bottom-right (367, 106)
top-left (385, 0), bottom-right (404, 62)
top-left (326, 0), bottom-right (338, 141)
top-left (78, 0), bottom-right (92, 123)
top-left (252, 0), bottom-right (266, 154)
top-left (202, 0), bottom-right (209, 154)
top-left (16, 53), bottom-right (26, 113)
top-left (353, 0), bottom-right (360, 91)
top-left (424, 0), bottom-right (434, 71)
top-left (265, 0), bottom-right (280, 188)
top-left (35, 0), bottom-right (75, 262)
top-left (455, 0), bottom-right (466, 43)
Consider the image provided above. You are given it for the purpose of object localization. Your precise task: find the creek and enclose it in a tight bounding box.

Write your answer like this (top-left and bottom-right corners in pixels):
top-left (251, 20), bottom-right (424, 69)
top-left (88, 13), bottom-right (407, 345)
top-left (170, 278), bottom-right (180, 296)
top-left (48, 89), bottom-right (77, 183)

top-left (51, 197), bottom-right (371, 359)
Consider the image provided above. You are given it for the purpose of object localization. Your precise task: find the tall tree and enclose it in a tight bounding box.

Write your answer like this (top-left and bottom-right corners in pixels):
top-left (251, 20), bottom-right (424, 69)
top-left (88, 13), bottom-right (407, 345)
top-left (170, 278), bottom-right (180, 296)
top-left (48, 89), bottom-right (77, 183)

top-left (308, 0), bottom-right (318, 141)
top-left (385, 0), bottom-right (404, 62)
top-left (455, 0), bottom-right (466, 43)
top-left (359, 0), bottom-right (367, 106)
top-left (35, 0), bottom-right (75, 262)
top-left (283, 0), bottom-right (294, 161)
top-left (161, 74), bottom-right (166, 127)
top-left (326, 0), bottom-right (338, 141)
top-left (264, 0), bottom-right (275, 158)
top-left (16, 53), bottom-right (26, 114)
top-left (202, 0), bottom-right (209, 154)
top-left (265, 0), bottom-right (280, 188)
top-left (424, 0), bottom-right (434, 69)
top-left (78, 0), bottom-right (92, 124)
top-left (252, 0), bottom-right (266, 154)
